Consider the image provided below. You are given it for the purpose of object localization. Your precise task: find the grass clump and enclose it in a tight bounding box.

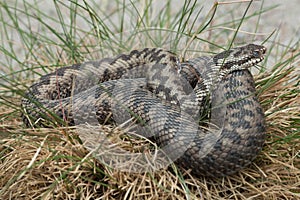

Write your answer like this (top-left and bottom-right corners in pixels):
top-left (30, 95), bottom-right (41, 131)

top-left (0, 0), bottom-right (299, 199)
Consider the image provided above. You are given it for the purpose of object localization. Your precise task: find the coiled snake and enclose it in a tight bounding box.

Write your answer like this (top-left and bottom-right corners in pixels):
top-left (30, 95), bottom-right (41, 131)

top-left (22, 44), bottom-right (266, 177)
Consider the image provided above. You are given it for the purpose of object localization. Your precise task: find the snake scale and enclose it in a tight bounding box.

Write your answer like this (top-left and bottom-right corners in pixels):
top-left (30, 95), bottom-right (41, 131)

top-left (22, 44), bottom-right (266, 177)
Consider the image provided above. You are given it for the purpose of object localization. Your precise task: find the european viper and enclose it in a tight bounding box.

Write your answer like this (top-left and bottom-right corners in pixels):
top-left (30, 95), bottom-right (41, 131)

top-left (22, 44), bottom-right (266, 177)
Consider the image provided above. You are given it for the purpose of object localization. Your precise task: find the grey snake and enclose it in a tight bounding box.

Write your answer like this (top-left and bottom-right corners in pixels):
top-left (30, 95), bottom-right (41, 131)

top-left (22, 44), bottom-right (266, 177)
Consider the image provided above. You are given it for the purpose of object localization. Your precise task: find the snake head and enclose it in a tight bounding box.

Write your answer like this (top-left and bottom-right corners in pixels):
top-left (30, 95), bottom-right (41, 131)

top-left (213, 44), bottom-right (266, 72)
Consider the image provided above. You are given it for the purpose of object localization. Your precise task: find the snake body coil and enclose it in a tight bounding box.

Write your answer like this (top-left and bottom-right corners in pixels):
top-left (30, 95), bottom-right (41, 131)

top-left (22, 44), bottom-right (266, 177)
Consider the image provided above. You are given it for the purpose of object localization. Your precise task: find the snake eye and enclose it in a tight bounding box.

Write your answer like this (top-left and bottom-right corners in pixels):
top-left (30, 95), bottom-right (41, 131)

top-left (253, 50), bottom-right (260, 57)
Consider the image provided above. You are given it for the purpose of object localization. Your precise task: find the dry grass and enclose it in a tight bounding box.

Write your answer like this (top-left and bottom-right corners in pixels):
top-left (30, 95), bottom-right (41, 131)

top-left (0, 56), bottom-right (299, 199)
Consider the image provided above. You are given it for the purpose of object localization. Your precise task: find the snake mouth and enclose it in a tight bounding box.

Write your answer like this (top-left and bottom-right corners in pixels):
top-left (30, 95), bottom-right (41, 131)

top-left (221, 55), bottom-right (265, 70)
top-left (249, 56), bottom-right (264, 65)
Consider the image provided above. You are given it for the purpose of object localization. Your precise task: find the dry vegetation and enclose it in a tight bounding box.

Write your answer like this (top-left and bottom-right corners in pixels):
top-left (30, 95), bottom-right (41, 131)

top-left (0, 0), bottom-right (299, 199)
top-left (1, 51), bottom-right (299, 200)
